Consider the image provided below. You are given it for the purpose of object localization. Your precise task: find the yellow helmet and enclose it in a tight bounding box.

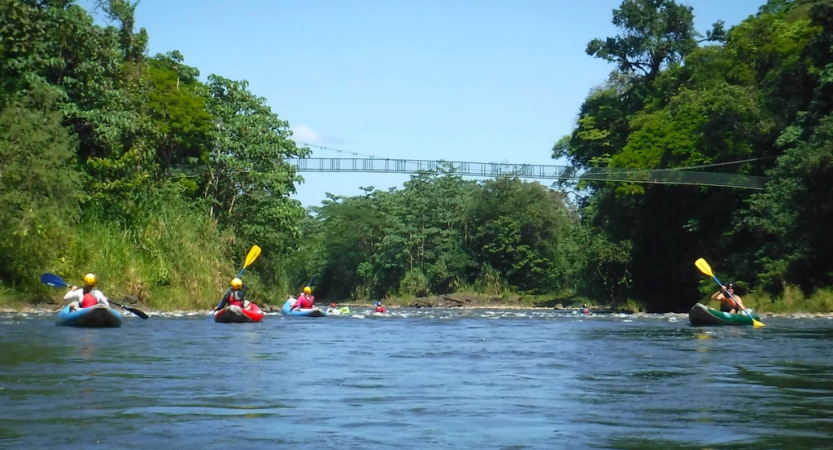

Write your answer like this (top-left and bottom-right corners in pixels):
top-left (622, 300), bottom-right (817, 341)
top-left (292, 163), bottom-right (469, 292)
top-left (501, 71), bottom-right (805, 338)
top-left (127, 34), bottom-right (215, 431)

top-left (303, 286), bottom-right (311, 294)
top-left (83, 273), bottom-right (97, 286)
top-left (230, 278), bottom-right (243, 289)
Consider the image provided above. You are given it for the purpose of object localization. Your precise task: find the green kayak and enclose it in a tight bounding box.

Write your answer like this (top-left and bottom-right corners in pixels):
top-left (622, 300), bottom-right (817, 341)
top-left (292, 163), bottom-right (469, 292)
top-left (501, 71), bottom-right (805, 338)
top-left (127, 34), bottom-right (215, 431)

top-left (688, 303), bottom-right (761, 326)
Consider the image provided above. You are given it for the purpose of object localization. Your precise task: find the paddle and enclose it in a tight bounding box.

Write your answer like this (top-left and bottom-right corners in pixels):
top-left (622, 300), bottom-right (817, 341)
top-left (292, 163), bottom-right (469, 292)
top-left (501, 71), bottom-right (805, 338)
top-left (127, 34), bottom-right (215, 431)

top-left (290, 275), bottom-right (317, 311)
top-left (209, 245), bottom-right (262, 319)
top-left (694, 258), bottom-right (764, 328)
top-left (40, 273), bottom-right (149, 319)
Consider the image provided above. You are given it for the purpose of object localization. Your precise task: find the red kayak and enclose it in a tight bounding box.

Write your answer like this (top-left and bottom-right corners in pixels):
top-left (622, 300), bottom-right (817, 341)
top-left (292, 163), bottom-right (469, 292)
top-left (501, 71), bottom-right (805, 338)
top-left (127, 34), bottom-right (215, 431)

top-left (214, 303), bottom-right (264, 323)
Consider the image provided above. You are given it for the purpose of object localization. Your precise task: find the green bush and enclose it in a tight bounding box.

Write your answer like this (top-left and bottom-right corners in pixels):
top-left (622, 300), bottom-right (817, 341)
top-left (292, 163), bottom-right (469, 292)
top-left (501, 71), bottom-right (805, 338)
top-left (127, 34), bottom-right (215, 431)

top-left (52, 192), bottom-right (232, 311)
top-left (400, 269), bottom-right (430, 298)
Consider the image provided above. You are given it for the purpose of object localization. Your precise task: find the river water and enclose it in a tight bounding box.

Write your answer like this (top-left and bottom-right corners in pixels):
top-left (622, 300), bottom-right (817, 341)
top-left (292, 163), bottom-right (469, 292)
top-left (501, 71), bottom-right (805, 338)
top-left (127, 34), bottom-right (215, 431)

top-left (1, 308), bottom-right (832, 449)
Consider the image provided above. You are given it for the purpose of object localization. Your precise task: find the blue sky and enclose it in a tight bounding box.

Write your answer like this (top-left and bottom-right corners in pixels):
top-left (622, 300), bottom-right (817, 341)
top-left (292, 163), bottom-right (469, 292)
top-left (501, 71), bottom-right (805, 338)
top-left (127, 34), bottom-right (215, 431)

top-left (90, 0), bottom-right (766, 207)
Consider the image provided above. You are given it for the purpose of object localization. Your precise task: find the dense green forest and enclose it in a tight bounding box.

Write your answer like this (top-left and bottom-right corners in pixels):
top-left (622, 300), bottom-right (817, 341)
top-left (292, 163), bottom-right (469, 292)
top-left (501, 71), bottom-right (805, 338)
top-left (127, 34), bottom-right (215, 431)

top-left (1, 0), bottom-right (832, 312)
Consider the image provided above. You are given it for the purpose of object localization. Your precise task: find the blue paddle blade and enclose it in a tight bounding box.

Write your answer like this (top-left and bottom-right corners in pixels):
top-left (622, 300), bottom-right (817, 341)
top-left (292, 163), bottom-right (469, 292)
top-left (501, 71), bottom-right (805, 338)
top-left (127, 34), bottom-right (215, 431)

top-left (40, 273), bottom-right (69, 288)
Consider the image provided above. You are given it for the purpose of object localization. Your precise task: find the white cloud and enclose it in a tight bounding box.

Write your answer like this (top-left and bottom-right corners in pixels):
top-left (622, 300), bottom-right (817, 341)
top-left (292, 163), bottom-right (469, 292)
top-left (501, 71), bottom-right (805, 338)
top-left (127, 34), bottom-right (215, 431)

top-left (291, 124), bottom-right (324, 145)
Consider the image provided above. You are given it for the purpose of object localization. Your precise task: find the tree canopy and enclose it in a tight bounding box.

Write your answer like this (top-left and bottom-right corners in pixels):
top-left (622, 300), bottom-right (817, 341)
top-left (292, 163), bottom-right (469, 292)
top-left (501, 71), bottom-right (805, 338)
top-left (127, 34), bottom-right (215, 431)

top-left (556, 0), bottom-right (833, 310)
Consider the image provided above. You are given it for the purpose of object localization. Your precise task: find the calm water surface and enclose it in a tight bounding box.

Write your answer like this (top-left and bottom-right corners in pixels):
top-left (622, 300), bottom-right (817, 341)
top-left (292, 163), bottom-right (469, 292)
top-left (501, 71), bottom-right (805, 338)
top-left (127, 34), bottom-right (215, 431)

top-left (1, 308), bottom-right (832, 449)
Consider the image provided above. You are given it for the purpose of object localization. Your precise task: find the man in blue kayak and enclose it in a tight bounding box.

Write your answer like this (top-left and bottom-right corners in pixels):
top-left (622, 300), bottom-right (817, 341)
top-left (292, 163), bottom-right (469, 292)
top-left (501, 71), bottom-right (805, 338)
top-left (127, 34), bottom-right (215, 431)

top-left (711, 282), bottom-right (747, 313)
top-left (64, 273), bottom-right (110, 311)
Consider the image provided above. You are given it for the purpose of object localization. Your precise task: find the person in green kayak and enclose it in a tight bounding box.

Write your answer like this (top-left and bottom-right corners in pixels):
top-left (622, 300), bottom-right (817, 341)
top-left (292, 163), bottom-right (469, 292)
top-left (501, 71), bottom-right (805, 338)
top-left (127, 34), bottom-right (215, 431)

top-left (711, 282), bottom-right (747, 313)
top-left (64, 273), bottom-right (110, 311)
top-left (324, 302), bottom-right (351, 315)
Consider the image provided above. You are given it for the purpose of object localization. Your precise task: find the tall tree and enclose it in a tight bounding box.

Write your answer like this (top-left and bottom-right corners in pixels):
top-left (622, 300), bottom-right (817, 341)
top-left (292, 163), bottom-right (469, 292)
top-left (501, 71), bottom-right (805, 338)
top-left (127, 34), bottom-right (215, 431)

top-left (0, 90), bottom-right (82, 288)
top-left (741, 0), bottom-right (833, 294)
top-left (202, 75), bottom-right (309, 275)
top-left (96, 0), bottom-right (147, 67)
top-left (0, 0), bottom-right (138, 158)
top-left (586, 0), bottom-right (717, 80)
top-left (146, 53), bottom-right (212, 178)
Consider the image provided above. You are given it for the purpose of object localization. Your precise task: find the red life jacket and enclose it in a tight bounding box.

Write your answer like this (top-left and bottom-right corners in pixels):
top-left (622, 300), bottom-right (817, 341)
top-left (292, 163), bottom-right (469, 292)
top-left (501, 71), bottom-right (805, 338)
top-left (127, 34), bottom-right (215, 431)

top-left (296, 297), bottom-right (313, 309)
top-left (228, 290), bottom-right (244, 307)
top-left (80, 293), bottom-right (98, 308)
top-left (375, 305), bottom-right (386, 313)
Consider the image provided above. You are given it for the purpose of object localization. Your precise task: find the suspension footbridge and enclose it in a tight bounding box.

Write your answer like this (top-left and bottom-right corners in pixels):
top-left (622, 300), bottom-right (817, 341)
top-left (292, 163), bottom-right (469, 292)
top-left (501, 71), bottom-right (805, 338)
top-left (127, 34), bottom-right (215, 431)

top-left (285, 157), bottom-right (768, 190)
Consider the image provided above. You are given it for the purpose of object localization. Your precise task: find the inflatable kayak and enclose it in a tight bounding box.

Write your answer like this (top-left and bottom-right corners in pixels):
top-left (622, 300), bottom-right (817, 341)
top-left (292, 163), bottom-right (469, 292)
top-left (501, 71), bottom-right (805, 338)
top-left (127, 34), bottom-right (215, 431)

top-left (689, 303), bottom-right (761, 326)
top-left (282, 298), bottom-right (327, 317)
top-left (326, 306), bottom-right (351, 316)
top-left (214, 303), bottom-right (264, 323)
top-left (56, 303), bottom-right (122, 328)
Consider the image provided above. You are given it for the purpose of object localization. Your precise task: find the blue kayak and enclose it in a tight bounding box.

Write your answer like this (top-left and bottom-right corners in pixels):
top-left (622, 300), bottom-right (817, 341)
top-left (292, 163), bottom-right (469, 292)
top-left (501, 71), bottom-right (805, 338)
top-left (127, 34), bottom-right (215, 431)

top-left (282, 298), bottom-right (327, 317)
top-left (56, 303), bottom-right (123, 328)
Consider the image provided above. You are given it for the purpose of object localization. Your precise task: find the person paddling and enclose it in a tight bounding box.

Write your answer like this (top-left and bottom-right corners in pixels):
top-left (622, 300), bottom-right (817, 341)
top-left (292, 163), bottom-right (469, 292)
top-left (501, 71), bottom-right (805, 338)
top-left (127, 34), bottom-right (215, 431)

top-left (374, 300), bottom-right (386, 313)
top-left (292, 286), bottom-right (315, 310)
top-left (711, 282), bottom-right (747, 313)
top-left (215, 278), bottom-right (250, 311)
top-left (64, 273), bottom-right (110, 311)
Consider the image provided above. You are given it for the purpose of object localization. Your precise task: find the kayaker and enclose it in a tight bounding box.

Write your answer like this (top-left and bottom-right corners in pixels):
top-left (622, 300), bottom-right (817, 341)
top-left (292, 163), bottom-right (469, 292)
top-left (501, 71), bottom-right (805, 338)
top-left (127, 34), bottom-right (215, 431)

top-left (64, 273), bottom-right (110, 311)
top-left (326, 302), bottom-right (338, 314)
top-left (292, 286), bottom-right (314, 310)
top-left (374, 300), bottom-right (386, 313)
top-left (216, 278), bottom-right (250, 310)
top-left (711, 282), bottom-right (747, 313)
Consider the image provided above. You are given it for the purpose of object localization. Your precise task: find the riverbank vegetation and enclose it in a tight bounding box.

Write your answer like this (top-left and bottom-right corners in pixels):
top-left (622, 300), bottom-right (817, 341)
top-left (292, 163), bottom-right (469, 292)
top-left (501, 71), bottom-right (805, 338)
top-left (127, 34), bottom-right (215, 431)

top-left (1, 0), bottom-right (831, 313)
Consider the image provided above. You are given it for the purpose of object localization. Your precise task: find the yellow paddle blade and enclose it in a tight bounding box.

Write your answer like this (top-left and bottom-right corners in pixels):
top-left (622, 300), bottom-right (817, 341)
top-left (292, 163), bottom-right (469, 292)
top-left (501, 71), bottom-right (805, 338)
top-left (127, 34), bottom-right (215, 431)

top-left (243, 245), bottom-right (262, 269)
top-left (694, 258), bottom-right (714, 277)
